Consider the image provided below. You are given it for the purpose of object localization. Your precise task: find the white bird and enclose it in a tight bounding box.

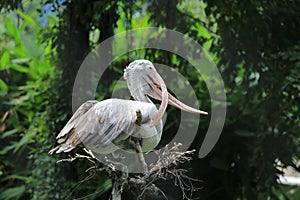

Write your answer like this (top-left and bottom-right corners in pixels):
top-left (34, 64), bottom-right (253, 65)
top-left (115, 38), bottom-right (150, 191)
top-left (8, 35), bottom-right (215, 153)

top-left (49, 60), bottom-right (207, 157)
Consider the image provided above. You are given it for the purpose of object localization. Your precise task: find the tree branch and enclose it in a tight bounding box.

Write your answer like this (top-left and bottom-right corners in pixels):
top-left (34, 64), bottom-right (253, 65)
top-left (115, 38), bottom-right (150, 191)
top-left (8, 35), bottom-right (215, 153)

top-left (57, 143), bottom-right (201, 199)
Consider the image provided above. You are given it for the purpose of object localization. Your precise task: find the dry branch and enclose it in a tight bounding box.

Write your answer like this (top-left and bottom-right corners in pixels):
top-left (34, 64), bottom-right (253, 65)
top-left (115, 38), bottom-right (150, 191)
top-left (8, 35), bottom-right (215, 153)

top-left (57, 143), bottom-right (201, 200)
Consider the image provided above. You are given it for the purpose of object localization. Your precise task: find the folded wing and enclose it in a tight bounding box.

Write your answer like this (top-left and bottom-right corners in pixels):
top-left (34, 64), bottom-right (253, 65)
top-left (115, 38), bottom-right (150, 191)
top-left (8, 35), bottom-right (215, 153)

top-left (49, 99), bottom-right (139, 154)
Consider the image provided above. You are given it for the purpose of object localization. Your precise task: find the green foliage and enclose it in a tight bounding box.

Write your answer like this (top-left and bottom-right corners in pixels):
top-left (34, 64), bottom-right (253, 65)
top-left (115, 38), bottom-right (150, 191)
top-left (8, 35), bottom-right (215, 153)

top-left (0, 9), bottom-right (63, 199)
top-left (0, 186), bottom-right (25, 200)
top-left (1, 0), bottom-right (299, 199)
top-left (0, 10), bottom-right (55, 147)
top-left (197, 1), bottom-right (300, 199)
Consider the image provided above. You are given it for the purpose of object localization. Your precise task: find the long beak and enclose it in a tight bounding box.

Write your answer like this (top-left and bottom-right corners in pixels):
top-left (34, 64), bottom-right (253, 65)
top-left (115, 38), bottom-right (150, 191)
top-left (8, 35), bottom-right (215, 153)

top-left (148, 73), bottom-right (168, 127)
top-left (147, 73), bottom-right (208, 127)
top-left (167, 93), bottom-right (208, 115)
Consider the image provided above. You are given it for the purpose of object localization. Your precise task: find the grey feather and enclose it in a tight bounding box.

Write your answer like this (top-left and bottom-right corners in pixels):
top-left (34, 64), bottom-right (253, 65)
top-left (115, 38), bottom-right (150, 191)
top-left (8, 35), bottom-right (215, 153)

top-left (49, 99), bottom-right (160, 154)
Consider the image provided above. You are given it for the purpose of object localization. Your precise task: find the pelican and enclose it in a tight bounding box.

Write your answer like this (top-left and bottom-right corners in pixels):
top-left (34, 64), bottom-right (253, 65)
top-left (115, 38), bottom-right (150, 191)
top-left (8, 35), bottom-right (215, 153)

top-left (49, 60), bottom-right (207, 158)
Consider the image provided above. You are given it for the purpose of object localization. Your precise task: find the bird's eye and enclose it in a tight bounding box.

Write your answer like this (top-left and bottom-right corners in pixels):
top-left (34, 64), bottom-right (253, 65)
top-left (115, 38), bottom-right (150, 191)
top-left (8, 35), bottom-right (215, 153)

top-left (148, 66), bottom-right (152, 70)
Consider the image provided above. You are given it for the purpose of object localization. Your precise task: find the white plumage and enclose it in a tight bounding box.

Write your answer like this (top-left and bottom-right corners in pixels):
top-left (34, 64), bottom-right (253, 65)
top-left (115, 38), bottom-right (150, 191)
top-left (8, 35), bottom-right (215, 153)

top-left (49, 60), bottom-right (207, 155)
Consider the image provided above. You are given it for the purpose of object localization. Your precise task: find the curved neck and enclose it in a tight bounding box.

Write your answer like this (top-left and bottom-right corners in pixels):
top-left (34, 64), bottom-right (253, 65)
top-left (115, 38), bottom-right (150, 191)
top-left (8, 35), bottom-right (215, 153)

top-left (130, 87), bottom-right (153, 103)
top-left (126, 77), bottom-right (153, 103)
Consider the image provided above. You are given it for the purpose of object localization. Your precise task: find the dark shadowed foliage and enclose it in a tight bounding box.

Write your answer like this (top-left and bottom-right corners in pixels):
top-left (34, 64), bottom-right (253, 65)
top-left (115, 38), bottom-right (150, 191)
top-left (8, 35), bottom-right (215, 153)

top-left (0, 0), bottom-right (299, 199)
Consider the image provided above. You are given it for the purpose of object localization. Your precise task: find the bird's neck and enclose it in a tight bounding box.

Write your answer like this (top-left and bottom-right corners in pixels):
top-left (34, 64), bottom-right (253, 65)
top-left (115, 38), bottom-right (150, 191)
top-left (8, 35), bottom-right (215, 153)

top-left (134, 94), bottom-right (152, 104)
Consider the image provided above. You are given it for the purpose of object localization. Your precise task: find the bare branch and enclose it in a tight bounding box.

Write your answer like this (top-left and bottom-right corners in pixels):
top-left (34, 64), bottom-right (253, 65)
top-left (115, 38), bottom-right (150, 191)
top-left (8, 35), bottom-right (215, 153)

top-left (57, 143), bottom-right (201, 199)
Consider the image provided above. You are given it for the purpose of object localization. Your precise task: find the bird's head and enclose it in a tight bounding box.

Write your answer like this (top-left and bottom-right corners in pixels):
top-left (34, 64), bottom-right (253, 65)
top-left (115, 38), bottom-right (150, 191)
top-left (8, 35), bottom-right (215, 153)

top-left (124, 60), bottom-right (207, 127)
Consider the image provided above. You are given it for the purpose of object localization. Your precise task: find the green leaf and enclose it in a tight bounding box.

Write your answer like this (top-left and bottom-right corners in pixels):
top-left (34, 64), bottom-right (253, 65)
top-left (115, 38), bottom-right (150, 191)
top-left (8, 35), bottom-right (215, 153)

top-left (95, 177), bottom-right (112, 197)
top-left (0, 51), bottom-right (10, 70)
top-left (0, 21), bottom-right (5, 34)
top-left (11, 58), bottom-right (31, 64)
top-left (235, 130), bottom-right (255, 137)
top-left (22, 34), bottom-right (42, 60)
top-left (28, 60), bottom-right (39, 78)
top-left (0, 143), bottom-right (16, 155)
top-left (10, 63), bottom-right (29, 73)
top-left (3, 16), bottom-right (20, 44)
top-left (6, 175), bottom-right (29, 182)
top-left (1, 128), bottom-right (21, 138)
top-left (16, 10), bottom-right (38, 27)
top-left (13, 131), bottom-right (35, 153)
top-left (0, 78), bottom-right (8, 95)
top-left (9, 47), bottom-right (28, 58)
top-left (0, 185), bottom-right (25, 200)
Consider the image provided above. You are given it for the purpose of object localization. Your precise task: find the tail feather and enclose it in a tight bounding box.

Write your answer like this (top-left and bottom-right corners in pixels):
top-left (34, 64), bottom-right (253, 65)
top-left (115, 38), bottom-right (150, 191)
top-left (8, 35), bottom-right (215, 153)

top-left (49, 146), bottom-right (60, 154)
top-left (49, 144), bottom-right (76, 154)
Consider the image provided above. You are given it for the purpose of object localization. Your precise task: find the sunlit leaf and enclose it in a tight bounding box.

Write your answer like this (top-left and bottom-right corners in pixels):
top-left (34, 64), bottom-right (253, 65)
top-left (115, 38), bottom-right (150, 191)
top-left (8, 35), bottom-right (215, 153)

top-left (0, 78), bottom-right (8, 95)
top-left (9, 46), bottom-right (28, 58)
top-left (16, 10), bottom-right (38, 27)
top-left (0, 51), bottom-right (10, 70)
top-left (3, 16), bottom-right (20, 44)
top-left (11, 58), bottom-right (31, 64)
top-left (10, 63), bottom-right (29, 73)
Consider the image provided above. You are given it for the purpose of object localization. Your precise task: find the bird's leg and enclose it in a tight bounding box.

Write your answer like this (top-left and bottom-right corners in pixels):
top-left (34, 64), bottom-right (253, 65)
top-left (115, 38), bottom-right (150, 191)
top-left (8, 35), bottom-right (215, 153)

top-left (128, 137), bottom-right (148, 173)
top-left (135, 140), bottom-right (148, 174)
top-left (132, 110), bottom-right (148, 173)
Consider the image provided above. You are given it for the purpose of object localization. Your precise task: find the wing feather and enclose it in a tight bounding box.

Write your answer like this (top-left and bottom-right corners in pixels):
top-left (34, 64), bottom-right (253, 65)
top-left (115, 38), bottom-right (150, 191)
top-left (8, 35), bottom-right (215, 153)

top-left (49, 99), bottom-right (145, 154)
top-left (56, 100), bottom-right (98, 139)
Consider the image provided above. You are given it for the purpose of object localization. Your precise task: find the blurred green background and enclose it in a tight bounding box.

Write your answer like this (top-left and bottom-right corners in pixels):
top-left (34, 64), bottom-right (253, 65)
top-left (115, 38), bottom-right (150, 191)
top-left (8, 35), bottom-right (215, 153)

top-left (0, 0), bottom-right (300, 199)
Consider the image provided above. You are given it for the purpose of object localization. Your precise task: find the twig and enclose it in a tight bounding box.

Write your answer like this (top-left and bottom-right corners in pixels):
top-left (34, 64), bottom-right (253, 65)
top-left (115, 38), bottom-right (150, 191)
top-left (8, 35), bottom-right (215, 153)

top-left (57, 143), bottom-right (201, 199)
